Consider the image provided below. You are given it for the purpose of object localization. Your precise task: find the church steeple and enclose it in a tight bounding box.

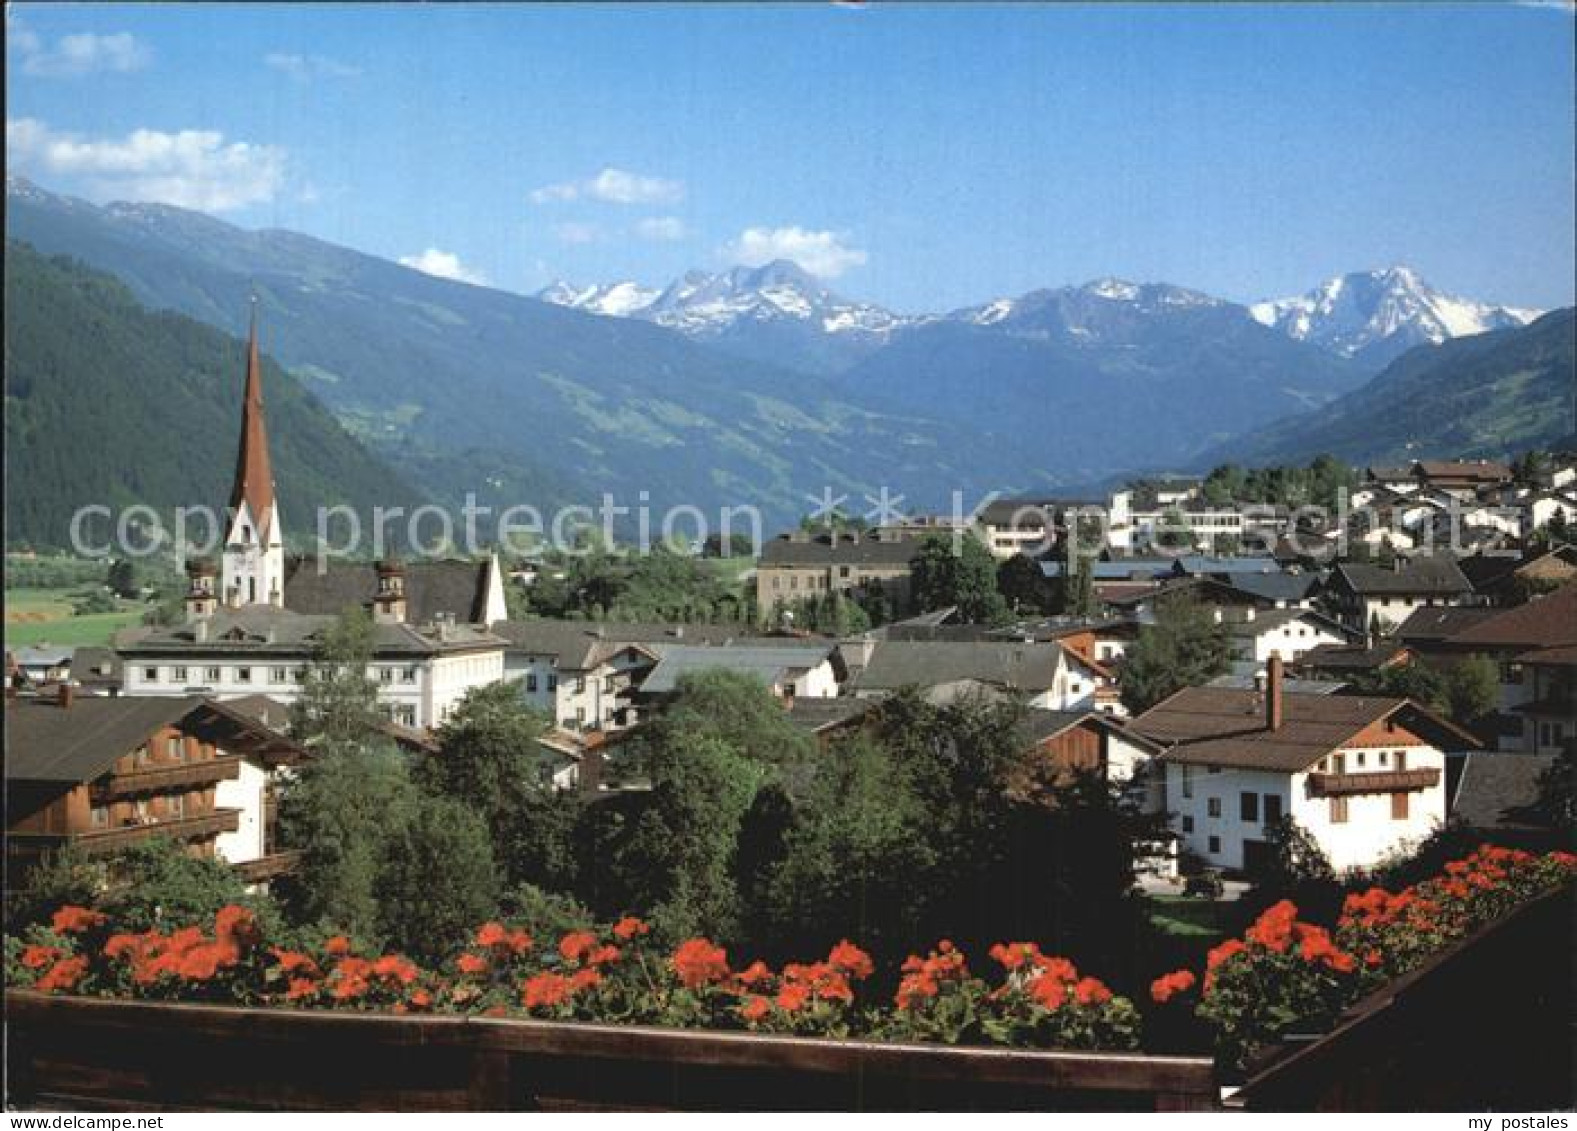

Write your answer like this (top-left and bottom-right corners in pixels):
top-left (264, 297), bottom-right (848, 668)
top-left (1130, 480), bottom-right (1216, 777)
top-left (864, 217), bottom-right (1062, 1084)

top-left (229, 298), bottom-right (276, 535)
top-left (220, 298), bottom-right (285, 608)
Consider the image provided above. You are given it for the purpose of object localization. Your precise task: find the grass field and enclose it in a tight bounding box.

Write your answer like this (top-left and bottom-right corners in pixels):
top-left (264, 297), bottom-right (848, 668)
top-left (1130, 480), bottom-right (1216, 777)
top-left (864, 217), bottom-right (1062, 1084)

top-left (4, 587), bottom-right (144, 650)
top-left (1147, 894), bottom-right (1230, 940)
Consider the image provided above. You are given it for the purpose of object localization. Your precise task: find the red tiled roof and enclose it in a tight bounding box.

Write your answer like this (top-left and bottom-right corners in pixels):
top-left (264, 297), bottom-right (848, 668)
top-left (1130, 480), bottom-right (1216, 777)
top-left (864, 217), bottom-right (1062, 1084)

top-left (1445, 584), bottom-right (1577, 649)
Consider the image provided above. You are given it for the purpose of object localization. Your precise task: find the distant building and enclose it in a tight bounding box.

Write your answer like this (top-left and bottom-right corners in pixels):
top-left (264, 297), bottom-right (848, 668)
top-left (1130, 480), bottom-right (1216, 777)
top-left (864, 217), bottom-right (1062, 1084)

top-left (755, 528), bottom-right (929, 617)
top-left (1326, 558), bottom-right (1474, 633)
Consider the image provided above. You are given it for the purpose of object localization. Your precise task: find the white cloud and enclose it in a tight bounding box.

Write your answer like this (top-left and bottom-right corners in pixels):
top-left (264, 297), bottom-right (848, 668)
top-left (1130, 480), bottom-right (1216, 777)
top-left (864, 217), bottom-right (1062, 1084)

top-left (13, 23), bottom-right (151, 77)
top-left (398, 248), bottom-right (488, 285)
top-left (264, 52), bottom-right (361, 81)
top-left (723, 226), bottom-right (868, 279)
top-left (6, 117), bottom-right (286, 212)
top-left (633, 216), bottom-right (688, 242)
top-left (529, 167), bottom-right (684, 206)
top-left (553, 221), bottom-right (605, 245)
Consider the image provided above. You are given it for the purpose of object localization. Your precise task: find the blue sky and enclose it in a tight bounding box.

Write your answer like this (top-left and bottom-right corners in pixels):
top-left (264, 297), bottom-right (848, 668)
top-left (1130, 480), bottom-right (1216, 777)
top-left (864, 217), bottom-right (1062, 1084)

top-left (7, 2), bottom-right (1574, 312)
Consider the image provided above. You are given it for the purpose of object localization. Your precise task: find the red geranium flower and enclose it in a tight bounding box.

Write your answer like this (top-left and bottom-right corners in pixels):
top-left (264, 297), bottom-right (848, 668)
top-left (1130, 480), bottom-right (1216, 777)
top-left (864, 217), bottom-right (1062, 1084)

top-left (323, 935), bottom-right (353, 956)
top-left (36, 956), bottom-right (88, 993)
top-left (827, 940), bottom-right (874, 980)
top-left (457, 952), bottom-right (489, 976)
top-left (51, 906), bottom-right (106, 934)
top-left (612, 916), bottom-right (650, 940)
top-left (671, 938), bottom-right (730, 989)
top-left (739, 994), bottom-right (772, 1024)
top-left (1150, 968), bottom-right (1197, 1004)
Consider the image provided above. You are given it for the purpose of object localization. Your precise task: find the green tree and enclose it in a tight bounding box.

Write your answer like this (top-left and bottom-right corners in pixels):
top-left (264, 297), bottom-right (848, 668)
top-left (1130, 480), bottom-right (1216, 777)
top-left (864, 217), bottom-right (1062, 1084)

top-left (376, 794), bottom-right (499, 960)
top-left (759, 736), bottom-right (931, 962)
top-left (1441, 654), bottom-right (1500, 728)
top-left (277, 742), bottom-right (417, 938)
top-left (997, 553), bottom-right (1049, 616)
top-left (910, 532), bottom-right (1010, 625)
top-left (95, 838), bottom-right (254, 932)
top-left (1119, 593), bottom-right (1231, 713)
top-left (106, 558), bottom-right (141, 599)
top-left (418, 681), bottom-right (578, 892)
top-left (288, 607), bottom-right (384, 754)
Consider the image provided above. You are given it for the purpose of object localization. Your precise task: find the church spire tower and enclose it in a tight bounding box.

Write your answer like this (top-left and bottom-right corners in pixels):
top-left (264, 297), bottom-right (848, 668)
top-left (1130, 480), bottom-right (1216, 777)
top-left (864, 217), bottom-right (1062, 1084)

top-left (221, 298), bottom-right (285, 607)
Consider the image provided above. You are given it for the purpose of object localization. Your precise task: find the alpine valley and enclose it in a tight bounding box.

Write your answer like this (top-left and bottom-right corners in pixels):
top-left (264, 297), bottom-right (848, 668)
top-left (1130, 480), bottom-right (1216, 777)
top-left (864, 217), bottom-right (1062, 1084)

top-left (6, 175), bottom-right (1565, 539)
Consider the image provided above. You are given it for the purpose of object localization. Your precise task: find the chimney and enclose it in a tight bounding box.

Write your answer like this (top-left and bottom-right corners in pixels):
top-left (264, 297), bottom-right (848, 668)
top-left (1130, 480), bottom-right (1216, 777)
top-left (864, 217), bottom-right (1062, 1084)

top-left (57, 682), bottom-right (74, 710)
top-left (1266, 651), bottom-right (1284, 731)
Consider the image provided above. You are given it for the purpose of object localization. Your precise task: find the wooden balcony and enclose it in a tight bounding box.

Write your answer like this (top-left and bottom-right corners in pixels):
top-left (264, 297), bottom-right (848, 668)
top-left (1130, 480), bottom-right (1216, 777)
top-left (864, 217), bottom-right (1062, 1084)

top-left (92, 755), bottom-right (242, 801)
top-left (64, 809), bottom-right (242, 855)
top-left (1306, 768), bottom-right (1440, 796)
top-left (232, 850), bottom-right (303, 884)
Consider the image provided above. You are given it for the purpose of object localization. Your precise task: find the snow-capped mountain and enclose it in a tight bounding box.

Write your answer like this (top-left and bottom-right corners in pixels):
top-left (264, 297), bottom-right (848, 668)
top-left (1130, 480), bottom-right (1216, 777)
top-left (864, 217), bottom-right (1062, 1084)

top-left (536, 280), bottom-right (661, 317)
top-left (1250, 266), bottom-right (1541, 369)
top-left (950, 279), bottom-right (1226, 335)
top-left (536, 259), bottom-right (913, 373)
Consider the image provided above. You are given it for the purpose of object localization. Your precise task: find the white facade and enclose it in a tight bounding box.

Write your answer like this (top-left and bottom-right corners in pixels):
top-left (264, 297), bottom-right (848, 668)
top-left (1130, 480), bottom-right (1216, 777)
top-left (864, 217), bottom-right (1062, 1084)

top-left (505, 645), bottom-right (653, 732)
top-left (1225, 612), bottom-right (1349, 676)
top-left (1163, 740), bottom-right (1447, 874)
top-left (214, 756), bottom-right (270, 865)
top-left (120, 649), bottom-right (504, 730)
top-left (221, 498), bottom-right (285, 608)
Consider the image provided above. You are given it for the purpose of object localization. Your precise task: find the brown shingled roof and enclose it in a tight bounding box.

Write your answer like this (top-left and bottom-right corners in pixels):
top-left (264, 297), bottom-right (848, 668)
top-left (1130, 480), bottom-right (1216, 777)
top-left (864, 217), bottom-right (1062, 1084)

top-left (1445, 584), bottom-right (1577, 649)
top-left (1129, 687), bottom-right (1477, 771)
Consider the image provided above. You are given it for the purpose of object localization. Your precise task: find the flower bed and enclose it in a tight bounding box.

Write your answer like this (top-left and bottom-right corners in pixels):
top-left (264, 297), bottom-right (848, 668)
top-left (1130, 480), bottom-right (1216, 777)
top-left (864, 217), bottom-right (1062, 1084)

top-left (9, 846), bottom-right (1571, 1067)
top-left (6, 908), bottom-right (1137, 1053)
top-left (1147, 846), bottom-right (1577, 1069)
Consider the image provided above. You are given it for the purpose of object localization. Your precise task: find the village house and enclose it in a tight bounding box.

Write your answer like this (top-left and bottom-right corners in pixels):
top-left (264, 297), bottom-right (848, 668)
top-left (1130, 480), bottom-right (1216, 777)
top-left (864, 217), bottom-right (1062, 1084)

top-left (848, 639), bottom-right (1097, 709)
top-left (1010, 708), bottom-right (1164, 801)
top-left (1325, 557), bottom-right (1474, 634)
top-left (636, 642), bottom-right (840, 705)
top-left (5, 689), bottom-right (305, 888)
top-left (1218, 607), bottom-right (1359, 677)
top-left (755, 528), bottom-right (929, 617)
top-left (1456, 547), bottom-right (1577, 604)
top-left (1129, 655), bottom-right (1477, 873)
top-left (1428, 584), bottom-right (1577, 754)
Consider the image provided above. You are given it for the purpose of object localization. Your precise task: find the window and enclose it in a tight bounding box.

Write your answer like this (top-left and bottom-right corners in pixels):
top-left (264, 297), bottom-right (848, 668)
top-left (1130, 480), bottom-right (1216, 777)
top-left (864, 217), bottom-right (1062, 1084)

top-left (134, 745), bottom-right (151, 767)
top-left (526, 673), bottom-right (539, 692)
top-left (547, 674), bottom-right (558, 692)
top-left (1330, 797), bottom-right (1349, 823)
top-left (1182, 815), bottom-right (1195, 833)
top-left (91, 806), bottom-right (109, 828)
top-left (168, 794), bottom-right (185, 818)
top-left (575, 707), bottom-right (586, 724)
top-left (395, 705), bottom-right (417, 726)
top-left (1207, 797), bottom-right (1222, 818)
top-left (1265, 794), bottom-right (1284, 824)
top-left (1207, 765), bottom-right (1221, 775)
top-left (270, 666), bottom-right (288, 684)
top-left (1357, 752), bottom-right (1367, 768)
top-left (143, 667), bottom-right (159, 683)
top-left (1391, 792), bottom-right (1410, 820)
top-left (1332, 753), bottom-right (1347, 774)
top-left (1379, 750), bottom-right (1389, 767)
top-left (171, 666), bottom-right (189, 683)
top-left (379, 667), bottom-right (394, 684)
top-left (1240, 792), bottom-right (1259, 822)
top-left (401, 666), bottom-right (417, 684)
top-left (1207, 835), bottom-right (1221, 855)
top-left (166, 737), bottom-right (182, 761)
top-left (1395, 750), bottom-right (1407, 771)
top-left (839, 566), bottom-right (852, 578)
top-left (1181, 764), bottom-right (1194, 799)
top-left (235, 666), bottom-right (252, 684)
top-left (575, 677), bottom-right (586, 693)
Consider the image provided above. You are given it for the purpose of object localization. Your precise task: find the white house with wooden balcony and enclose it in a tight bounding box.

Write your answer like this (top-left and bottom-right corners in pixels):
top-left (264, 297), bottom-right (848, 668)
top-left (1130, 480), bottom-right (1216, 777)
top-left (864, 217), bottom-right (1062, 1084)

top-left (1130, 655), bottom-right (1479, 874)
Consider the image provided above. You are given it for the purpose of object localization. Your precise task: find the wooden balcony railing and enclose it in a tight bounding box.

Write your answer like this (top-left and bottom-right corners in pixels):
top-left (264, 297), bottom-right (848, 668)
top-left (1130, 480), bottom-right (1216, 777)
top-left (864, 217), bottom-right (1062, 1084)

top-left (232, 851), bottom-right (303, 884)
top-left (1306, 768), bottom-right (1440, 796)
top-left (92, 756), bottom-right (242, 801)
top-left (2, 993), bottom-right (1218, 1112)
top-left (63, 809), bottom-right (242, 855)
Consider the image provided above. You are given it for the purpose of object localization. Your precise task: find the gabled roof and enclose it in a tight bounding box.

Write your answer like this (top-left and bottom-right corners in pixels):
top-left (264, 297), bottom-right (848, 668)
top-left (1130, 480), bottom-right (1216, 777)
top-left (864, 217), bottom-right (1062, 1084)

top-left (1015, 707), bottom-right (1165, 753)
top-left (1450, 752), bottom-right (1558, 831)
top-left (117, 606), bottom-right (505, 657)
top-left (786, 696), bottom-right (877, 734)
top-left (851, 640), bottom-right (1065, 693)
top-left (1394, 605), bottom-right (1498, 643)
top-left (1333, 557), bottom-right (1472, 596)
top-left (1129, 688), bottom-right (1477, 771)
top-left (1412, 459), bottom-right (1512, 482)
top-left (638, 643), bottom-right (833, 695)
top-left (281, 557), bottom-right (494, 624)
top-left (228, 306), bottom-right (277, 535)
top-left (490, 619), bottom-right (791, 668)
top-left (1444, 584), bottom-right (1577, 650)
top-left (1208, 571), bottom-right (1321, 605)
top-left (759, 530), bottom-right (927, 567)
top-left (1298, 640), bottom-right (1412, 672)
top-left (5, 694), bottom-right (303, 783)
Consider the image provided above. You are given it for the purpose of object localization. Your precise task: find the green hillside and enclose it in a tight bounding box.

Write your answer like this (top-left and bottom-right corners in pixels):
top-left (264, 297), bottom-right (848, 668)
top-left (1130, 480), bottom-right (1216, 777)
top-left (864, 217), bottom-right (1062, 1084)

top-left (4, 242), bottom-right (424, 549)
top-left (1213, 309), bottom-right (1576, 467)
